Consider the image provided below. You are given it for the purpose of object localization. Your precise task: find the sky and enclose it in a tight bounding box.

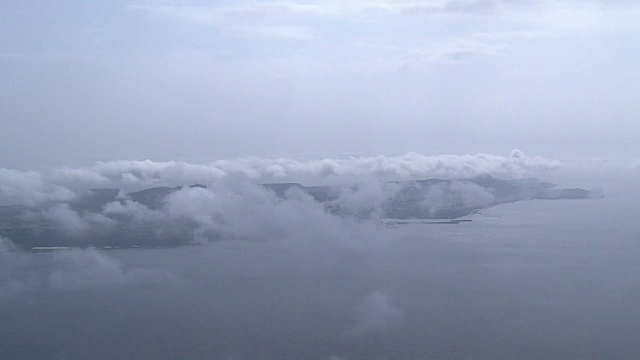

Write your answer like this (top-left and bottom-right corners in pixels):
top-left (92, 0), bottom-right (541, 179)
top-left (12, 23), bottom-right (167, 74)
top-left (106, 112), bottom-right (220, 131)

top-left (1, 0), bottom-right (639, 170)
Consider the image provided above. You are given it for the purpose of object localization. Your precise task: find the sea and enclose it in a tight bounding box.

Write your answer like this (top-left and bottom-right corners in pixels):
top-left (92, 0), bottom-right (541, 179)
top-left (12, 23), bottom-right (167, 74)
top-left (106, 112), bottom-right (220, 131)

top-left (1, 192), bottom-right (639, 360)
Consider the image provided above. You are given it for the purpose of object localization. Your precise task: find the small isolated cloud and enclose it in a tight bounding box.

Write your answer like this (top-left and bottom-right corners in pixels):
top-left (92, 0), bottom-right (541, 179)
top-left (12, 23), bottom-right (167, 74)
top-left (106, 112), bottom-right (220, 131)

top-left (0, 240), bottom-right (38, 300)
top-left (0, 235), bottom-right (16, 252)
top-left (350, 290), bottom-right (403, 336)
top-left (48, 248), bottom-right (178, 289)
top-left (425, 38), bottom-right (510, 63)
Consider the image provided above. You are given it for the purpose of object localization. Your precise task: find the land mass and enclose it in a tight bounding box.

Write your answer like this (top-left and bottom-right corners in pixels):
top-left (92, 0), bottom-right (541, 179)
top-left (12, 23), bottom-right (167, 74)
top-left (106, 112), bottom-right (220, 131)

top-left (0, 175), bottom-right (597, 250)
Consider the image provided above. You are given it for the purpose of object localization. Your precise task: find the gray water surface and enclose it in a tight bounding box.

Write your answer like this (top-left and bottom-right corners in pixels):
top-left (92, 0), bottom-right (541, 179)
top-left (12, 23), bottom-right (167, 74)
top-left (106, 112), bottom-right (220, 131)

top-left (2, 195), bottom-right (639, 359)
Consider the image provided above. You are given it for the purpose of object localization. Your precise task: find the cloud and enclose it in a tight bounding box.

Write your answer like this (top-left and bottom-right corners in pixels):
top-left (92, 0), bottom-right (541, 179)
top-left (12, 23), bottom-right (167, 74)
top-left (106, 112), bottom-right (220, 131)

top-left (425, 38), bottom-right (510, 63)
top-left (129, 1), bottom-right (537, 22)
top-left (421, 181), bottom-right (495, 216)
top-left (208, 150), bottom-right (562, 181)
top-left (0, 242), bottom-right (39, 301)
top-left (127, 1), bottom-right (530, 48)
top-left (43, 204), bottom-right (90, 235)
top-left (130, 1), bottom-right (640, 26)
top-left (350, 290), bottom-right (403, 336)
top-left (328, 180), bottom-right (401, 219)
top-left (41, 203), bottom-right (116, 236)
top-left (0, 168), bottom-right (75, 205)
top-left (0, 151), bottom-right (563, 206)
top-left (127, 0), bottom-right (640, 75)
top-left (128, 2), bottom-right (328, 40)
top-left (48, 248), bottom-right (178, 289)
top-left (0, 235), bottom-right (16, 252)
top-left (1, 155), bottom-right (634, 358)
top-left (237, 25), bottom-right (322, 40)
top-left (102, 199), bottom-right (164, 223)
top-left (161, 177), bottom-right (350, 244)
top-left (53, 160), bottom-right (226, 188)
top-left (1, 245), bottom-right (177, 302)
top-left (0, 151), bottom-right (622, 251)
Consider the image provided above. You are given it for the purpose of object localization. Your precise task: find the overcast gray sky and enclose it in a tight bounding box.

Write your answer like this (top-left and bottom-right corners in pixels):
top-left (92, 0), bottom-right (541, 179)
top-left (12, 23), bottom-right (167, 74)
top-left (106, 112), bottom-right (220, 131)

top-left (1, 0), bottom-right (639, 169)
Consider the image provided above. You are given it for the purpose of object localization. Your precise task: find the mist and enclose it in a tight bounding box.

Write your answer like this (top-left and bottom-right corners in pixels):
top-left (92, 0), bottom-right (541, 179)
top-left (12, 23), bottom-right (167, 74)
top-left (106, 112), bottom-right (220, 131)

top-left (2, 1), bottom-right (640, 168)
top-left (2, 0), bottom-right (640, 358)
top-left (2, 154), bottom-right (640, 359)
top-left (2, 184), bottom-right (640, 359)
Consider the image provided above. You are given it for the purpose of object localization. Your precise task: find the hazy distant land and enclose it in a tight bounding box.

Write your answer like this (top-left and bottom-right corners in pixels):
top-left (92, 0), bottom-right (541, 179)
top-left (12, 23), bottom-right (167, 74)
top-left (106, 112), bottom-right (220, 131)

top-left (0, 175), bottom-right (596, 250)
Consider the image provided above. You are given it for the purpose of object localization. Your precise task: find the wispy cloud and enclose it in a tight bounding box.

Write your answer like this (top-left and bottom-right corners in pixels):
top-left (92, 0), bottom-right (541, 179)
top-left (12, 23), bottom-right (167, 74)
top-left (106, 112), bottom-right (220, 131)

top-left (350, 290), bottom-right (403, 336)
top-left (127, 0), bottom-right (640, 69)
top-left (353, 36), bottom-right (510, 71)
top-left (237, 25), bottom-right (322, 40)
top-left (130, 0), bottom-right (640, 22)
top-left (49, 248), bottom-right (179, 289)
top-left (129, 2), bottom-right (326, 40)
top-left (422, 38), bottom-right (510, 63)
top-left (129, 1), bottom-right (470, 22)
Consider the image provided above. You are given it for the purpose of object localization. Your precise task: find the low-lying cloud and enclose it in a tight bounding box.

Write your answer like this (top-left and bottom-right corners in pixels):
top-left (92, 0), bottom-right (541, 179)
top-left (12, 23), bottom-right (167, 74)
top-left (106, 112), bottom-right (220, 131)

top-left (1, 153), bottom-right (636, 359)
top-left (0, 235), bottom-right (15, 252)
top-left (421, 181), bottom-right (496, 216)
top-left (2, 172), bottom-right (522, 250)
top-left (48, 248), bottom-right (178, 289)
top-left (1, 243), bottom-right (178, 301)
top-left (0, 150), bottom-right (563, 206)
top-left (350, 290), bottom-right (403, 336)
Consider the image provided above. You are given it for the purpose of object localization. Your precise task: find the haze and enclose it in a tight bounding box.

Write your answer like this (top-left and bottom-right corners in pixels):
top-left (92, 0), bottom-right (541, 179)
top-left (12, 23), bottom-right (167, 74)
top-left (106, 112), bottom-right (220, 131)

top-left (2, 2), bottom-right (640, 359)
top-left (1, 0), bottom-right (639, 169)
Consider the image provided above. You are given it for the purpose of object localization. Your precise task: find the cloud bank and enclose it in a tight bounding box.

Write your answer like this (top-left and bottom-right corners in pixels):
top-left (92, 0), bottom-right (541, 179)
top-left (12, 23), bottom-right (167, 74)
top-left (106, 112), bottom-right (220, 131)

top-left (1, 242), bottom-right (178, 301)
top-left (0, 150), bottom-right (614, 251)
top-left (0, 150), bottom-right (562, 205)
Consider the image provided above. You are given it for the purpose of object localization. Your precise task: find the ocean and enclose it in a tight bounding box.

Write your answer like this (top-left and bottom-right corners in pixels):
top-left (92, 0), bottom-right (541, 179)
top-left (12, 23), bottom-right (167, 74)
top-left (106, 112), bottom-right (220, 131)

top-left (2, 193), bottom-right (639, 359)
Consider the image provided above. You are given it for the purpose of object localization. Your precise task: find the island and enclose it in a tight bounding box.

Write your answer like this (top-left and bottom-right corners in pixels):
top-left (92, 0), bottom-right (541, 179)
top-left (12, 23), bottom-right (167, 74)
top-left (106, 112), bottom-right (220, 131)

top-left (0, 175), bottom-right (598, 250)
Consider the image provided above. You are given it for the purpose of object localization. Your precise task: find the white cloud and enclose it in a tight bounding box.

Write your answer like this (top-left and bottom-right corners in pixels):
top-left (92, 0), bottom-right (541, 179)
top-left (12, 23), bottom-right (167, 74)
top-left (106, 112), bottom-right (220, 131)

top-left (129, 1), bottom-right (443, 23)
top-left (161, 177), bottom-right (341, 243)
top-left (40, 204), bottom-right (115, 236)
top-left (103, 199), bottom-right (165, 223)
top-left (130, 1), bottom-right (640, 26)
top-left (43, 204), bottom-right (90, 235)
top-left (0, 151), bottom-right (564, 206)
top-left (328, 180), bottom-right (401, 219)
top-left (48, 248), bottom-right (178, 289)
top-left (52, 159), bottom-right (225, 190)
top-left (0, 168), bottom-right (75, 205)
top-left (237, 25), bottom-right (322, 40)
top-left (350, 290), bottom-right (403, 335)
top-left (208, 150), bottom-right (562, 181)
top-left (1, 246), bottom-right (178, 300)
top-left (421, 181), bottom-right (495, 215)
top-left (128, 1), bottom-right (563, 22)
